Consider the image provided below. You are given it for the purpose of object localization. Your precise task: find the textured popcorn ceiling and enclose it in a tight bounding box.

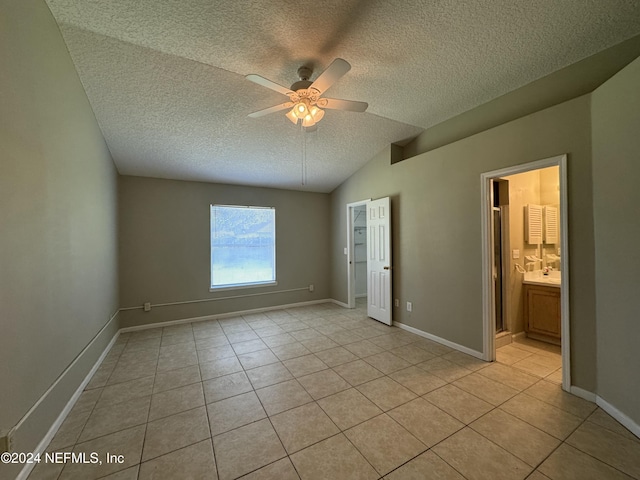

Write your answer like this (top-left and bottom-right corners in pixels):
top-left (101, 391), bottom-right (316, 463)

top-left (45, 0), bottom-right (640, 192)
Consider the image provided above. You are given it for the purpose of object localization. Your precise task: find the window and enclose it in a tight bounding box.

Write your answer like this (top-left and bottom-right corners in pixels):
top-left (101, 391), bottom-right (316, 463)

top-left (210, 205), bottom-right (276, 290)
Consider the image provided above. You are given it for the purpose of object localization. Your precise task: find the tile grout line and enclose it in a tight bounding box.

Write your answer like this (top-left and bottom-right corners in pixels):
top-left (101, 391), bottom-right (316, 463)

top-left (514, 409), bottom-right (591, 478)
top-left (430, 448), bottom-right (474, 480)
top-left (50, 340), bottom-right (130, 480)
top-left (235, 308), bottom-right (362, 477)
top-left (134, 344), bottom-right (158, 480)
top-left (558, 416), bottom-right (640, 479)
top-left (199, 367), bottom-right (220, 480)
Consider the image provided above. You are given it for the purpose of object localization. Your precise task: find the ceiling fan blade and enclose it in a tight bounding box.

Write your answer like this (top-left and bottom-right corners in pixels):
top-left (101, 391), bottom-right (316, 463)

top-left (248, 102), bottom-right (293, 118)
top-left (246, 74), bottom-right (294, 96)
top-left (309, 58), bottom-right (351, 95)
top-left (321, 98), bottom-right (368, 112)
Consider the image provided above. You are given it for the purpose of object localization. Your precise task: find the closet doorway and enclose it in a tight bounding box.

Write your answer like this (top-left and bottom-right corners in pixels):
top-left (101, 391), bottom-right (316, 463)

top-left (346, 199), bottom-right (370, 310)
top-left (346, 198), bottom-right (393, 325)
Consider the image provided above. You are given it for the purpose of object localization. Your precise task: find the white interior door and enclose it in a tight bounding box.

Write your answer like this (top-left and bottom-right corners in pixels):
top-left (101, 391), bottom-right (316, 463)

top-left (367, 197), bottom-right (392, 325)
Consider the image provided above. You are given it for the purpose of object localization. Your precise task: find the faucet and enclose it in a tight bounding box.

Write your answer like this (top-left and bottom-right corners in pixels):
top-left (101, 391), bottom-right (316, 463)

top-left (524, 255), bottom-right (542, 272)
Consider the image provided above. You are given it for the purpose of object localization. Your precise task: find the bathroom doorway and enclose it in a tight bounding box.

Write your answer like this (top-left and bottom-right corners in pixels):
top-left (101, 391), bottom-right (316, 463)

top-left (481, 155), bottom-right (571, 392)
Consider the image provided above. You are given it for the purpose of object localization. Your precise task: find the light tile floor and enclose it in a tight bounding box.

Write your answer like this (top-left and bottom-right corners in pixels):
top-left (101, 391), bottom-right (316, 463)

top-left (28, 301), bottom-right (640, 480)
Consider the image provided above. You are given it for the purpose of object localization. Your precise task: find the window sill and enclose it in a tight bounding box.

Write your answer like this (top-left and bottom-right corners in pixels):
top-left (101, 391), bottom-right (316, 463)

top-left (209, 281), bottom-right (278, 293)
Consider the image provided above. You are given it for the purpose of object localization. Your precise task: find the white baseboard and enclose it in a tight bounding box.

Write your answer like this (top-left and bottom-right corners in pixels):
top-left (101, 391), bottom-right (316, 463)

top-left (596, 395), bottom-right (640, 439)
top-left (393, 321), bottom-right (485, 360)
top-left (570, 385), bottom-right (597, 403)
top-left (330, 299), bottom-right (350, 309)
top-left (567, 387), bottom-right (639, 440)
top-left (120, 298), bottom-right (334, 333)
top-left (17, 312), bottom-right (120, 480)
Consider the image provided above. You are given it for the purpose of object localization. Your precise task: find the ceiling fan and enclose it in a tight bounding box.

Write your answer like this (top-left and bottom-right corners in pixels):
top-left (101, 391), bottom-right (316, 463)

top-left (246, 58), bottom-right (368, 128)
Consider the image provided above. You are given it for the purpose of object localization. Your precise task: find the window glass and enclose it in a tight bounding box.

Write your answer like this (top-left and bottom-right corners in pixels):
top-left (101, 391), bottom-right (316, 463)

top-left (210, 205), bottom-right (276, 289)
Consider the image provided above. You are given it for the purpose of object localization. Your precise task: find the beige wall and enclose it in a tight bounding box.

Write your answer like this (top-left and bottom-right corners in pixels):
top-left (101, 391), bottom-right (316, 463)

top-left (539, 166), bottom-right (560, 207)
top-left (592, 56), bottom-right (640, 424)
top-left (118, 176), bottom-right (331, 327)
top-left (0, 0), bottom-right (119, 475)
top-left (330, 95), bottom-right (597, 391)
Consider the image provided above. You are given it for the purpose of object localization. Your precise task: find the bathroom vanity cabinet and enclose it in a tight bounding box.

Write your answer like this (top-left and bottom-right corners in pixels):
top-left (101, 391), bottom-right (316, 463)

top-left (524, 284), bottom-right (561, 342)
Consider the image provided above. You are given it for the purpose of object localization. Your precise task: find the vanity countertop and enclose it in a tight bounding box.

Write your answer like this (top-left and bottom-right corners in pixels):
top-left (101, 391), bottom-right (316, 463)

top-left (523, 271), bottom-right (561, 288)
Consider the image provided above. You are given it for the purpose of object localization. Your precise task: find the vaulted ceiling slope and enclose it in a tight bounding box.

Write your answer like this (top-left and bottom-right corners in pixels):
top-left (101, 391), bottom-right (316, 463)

top-left (45, 0), bottom-right (640, 192)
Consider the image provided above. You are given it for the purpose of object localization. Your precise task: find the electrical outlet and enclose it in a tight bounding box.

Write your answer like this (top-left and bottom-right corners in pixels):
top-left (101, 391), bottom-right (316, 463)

top-left (394, 299), bottom-right (399, 307)
top-left (309, 284), bottom-right (314, 292)
top-left (406, 301), bottom-right (412, 312)
top-left (143, 302), bottom-right (151, 312)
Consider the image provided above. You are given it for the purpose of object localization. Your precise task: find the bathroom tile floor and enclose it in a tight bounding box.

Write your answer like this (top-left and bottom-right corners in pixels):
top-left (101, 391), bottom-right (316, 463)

top-left (28, 301), bottom-right (639, 480)
top-left (496, 338), bottom-right (563, 383)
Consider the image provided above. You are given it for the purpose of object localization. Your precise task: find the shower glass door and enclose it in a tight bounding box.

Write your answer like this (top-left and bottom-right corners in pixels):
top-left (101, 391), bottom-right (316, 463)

top-left (493, 207), bottom-right (504, 333)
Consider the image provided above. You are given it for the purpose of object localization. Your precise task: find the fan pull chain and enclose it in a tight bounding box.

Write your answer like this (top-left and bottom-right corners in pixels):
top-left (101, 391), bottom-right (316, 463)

top-left (301, 123), bottom-right (307, 186)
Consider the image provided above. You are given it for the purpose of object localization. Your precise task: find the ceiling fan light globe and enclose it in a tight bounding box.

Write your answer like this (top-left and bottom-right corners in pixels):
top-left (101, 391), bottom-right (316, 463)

top-left (286, 109), bottom-right (299, 124)
top-left (302, 115), bottom-right (316, 128)
top-left (311, 107), bottom-right (324, 122)
top-left (296, 102), bottom-right (309, 117)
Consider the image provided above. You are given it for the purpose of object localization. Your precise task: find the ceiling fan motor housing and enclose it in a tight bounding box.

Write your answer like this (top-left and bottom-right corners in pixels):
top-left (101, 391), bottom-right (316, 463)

top-left (290, 79), bottom-right (313, 92)
top-left (290, 65), bottom-right (314, 91)
top-left (297, 66), bottom-right (313, 80)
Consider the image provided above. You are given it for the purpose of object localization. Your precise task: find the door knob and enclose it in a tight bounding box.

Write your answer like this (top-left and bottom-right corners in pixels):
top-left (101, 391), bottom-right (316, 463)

top-left (383, 266), bottom-right (391, 270)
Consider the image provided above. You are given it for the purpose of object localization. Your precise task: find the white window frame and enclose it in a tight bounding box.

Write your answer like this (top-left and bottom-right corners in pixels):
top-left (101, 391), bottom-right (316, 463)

top-left (210, 204), bottom-right (277, 291)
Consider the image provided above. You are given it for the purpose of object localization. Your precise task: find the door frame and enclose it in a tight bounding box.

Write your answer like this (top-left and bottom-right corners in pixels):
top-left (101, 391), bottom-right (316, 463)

top-left (346, 199), bottom-right (371, 309)
top-left (480, 154), bottom-right (571, 392)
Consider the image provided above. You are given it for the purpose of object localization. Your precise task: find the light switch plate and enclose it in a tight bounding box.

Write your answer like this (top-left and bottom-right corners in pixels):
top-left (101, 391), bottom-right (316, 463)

top-left (512, 249), bottom-right (520, 259)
